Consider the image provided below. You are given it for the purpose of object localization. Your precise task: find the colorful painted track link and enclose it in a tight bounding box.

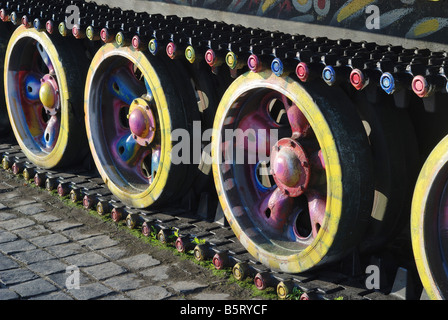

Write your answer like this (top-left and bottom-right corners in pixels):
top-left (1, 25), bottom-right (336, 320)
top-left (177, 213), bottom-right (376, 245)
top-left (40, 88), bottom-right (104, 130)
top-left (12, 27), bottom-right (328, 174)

top-left (0, 0), bottom-right (448, 300)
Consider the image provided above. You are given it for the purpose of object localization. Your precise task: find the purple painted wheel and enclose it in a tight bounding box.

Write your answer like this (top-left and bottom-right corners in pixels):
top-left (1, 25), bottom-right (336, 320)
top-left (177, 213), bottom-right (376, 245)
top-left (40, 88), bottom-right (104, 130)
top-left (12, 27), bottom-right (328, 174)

top-left (86, 45), bottom-right (217, 209)
top-left (223, 89), bottom-right (327, 245)
top-left (212, 72), bottom-right (374, 273)
top-left (90, 59), bottom-right (158, 188)
top-left (85, 44), bottom-right (206, 209)
top-left (8, 35), bottom-right (60, 154)
top-left (4, 26), bottom-right (88, 168)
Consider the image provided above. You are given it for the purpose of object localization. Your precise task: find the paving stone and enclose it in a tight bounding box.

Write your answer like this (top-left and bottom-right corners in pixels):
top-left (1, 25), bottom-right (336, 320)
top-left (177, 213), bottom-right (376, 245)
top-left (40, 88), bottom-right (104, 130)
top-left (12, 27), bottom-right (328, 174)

top-left (46, 242), bottom-right (87, 258)
top-left (32, 213), bottom-right (61, 223)
top-left (16, 204), bottom-right (46, 215)
top-left (0, 211), bottom-right (16, 221)
top-left (47, 221), bottom-right (83, 232)
top-left (118, 254), bottom-right (161, 270)
top-left (82, 262), bottom-right (127, 281)
top-left (29, 233), bottom-right (70, 248)
top-left (192, 293), bottom-right (231, 300)
top-left (68, 282), bottom-right (113, 300)
top-left (79, 235), bottom-right (119, 250)
top-left (29, 291), bottom-right (73, 300)
top-left (99, 293), bottom-right (130, 300)
top-left (62, 228), bottom-right (102, 241)
top-left (99, 246), bottom-right (128, 260)
top-left (0, 230), bottom-right (18, 243)
top-left (0, 191), bottom-right (21, 201)
top-left (0, 254), bottom-right (19, 271)
top-left (0, 217), bottom-right (35, 231)
top-left (64, 252), bottom-right (109, 268)
top-left (0, 268), bottom-right (38, 286)
top-left (169, 281), bottom-right (208, 294)
top-left (0, 239), bottom-right (36, 254)
top-left (28, 259), bottom-right (69, 276)
top-left (47, 270), bottom-right (90, 289)
top-left (9, 278), bottom-right (58, 298)
top-left (126, 286), bottom-right (173, 300)
top-left (0, 288), bottom-right (19, 300)
top-left (12, 249), bottom-right (56, 264)
top-left (0, 182), bottom-right (14, 191)
top-left (14, 225), bottom-right (51, 239)
top-left (8, 199), bottom-right (36, 208)
top-left (0, 183), bottom-right (14, 193)
top-left (103, 273), bottom-right (145, 292)
top-left (140, 265), bottom-right (170, 281)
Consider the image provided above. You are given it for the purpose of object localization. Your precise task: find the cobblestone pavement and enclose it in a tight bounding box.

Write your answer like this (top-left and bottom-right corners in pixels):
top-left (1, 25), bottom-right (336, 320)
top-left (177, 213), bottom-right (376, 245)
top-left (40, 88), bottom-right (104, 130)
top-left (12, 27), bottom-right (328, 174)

top-left (0, 169), bottom-right (260, 301)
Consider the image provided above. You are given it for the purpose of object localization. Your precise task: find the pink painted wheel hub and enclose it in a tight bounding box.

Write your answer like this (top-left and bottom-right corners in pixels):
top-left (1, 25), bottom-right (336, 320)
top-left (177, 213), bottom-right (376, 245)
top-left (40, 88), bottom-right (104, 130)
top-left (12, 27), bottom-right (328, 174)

top-left (271, 138), bottom-right (310, 197)
top-left (128, 97), bottom-right (156, 147)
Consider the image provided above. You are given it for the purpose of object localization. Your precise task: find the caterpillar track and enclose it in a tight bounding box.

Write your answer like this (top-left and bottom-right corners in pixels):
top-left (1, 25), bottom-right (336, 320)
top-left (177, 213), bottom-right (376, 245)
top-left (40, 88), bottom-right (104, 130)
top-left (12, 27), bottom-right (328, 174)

top-left (0, 138), bottom-right (413, 300)
top-left (0, 0), bottom-right (447, 300)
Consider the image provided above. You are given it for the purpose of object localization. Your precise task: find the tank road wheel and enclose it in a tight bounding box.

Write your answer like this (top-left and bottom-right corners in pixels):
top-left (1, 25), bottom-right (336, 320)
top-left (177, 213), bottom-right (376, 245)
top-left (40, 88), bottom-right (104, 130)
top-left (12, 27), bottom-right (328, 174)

top-left (85, 44), bottom-right (198, 209)
top-left (0, 23), bottom-right (13, 137)
top-left (350, 92), bottom-right (419, 252)
top-left (211, 71), bottom-right (374, 273)
top-left (4, 26), bottom-right (88, 168)
top-left (411, 135), bottom-right (448, 300)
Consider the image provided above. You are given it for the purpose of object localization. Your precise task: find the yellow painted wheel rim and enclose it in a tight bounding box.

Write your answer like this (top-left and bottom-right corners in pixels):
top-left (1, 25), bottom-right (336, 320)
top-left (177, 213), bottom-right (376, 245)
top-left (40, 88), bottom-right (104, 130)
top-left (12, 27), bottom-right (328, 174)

top-left (211, 71), bottom-right (345, 273)
top-left (85, 44), bottom-right (172, 209)
top-left (411, 135), bottom-right (448, 300)
top-left (4, 26), bottom-right (70, 168)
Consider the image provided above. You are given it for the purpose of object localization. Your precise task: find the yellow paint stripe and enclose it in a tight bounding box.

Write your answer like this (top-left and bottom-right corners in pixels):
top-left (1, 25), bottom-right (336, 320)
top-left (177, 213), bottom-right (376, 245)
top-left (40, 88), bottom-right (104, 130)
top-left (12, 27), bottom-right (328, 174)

top-left (337, 0), bottom-right (375, 23)
top-left (413, 19), bottom-right (440, 37)
top-left (261, 0), bottom-right (277, 13)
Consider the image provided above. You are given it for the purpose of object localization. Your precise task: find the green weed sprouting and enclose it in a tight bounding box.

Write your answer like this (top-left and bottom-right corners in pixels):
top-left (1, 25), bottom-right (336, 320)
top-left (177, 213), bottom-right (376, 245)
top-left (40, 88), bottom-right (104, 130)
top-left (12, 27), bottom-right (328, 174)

top-left (286, 287), bottom-right (304, 300)
top-left (192, 237), bottom-right (206, 245)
